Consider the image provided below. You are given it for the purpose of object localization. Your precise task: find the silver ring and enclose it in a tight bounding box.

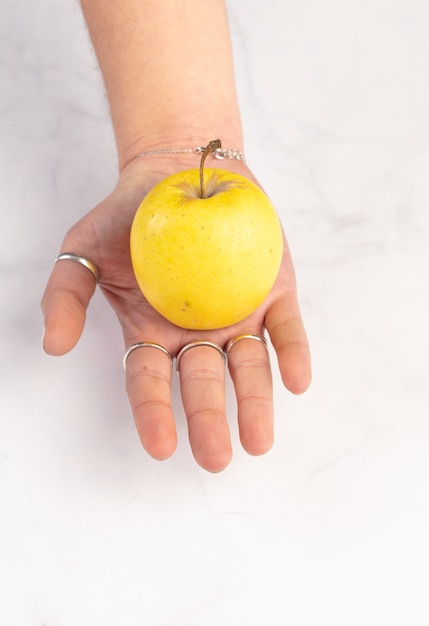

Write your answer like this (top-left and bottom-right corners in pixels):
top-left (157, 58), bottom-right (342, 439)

top-left (123, 342), bottom-right (174, 370)
top-left (176, 341), bottom-right (226, 373)
top-left (55, 252), bottom-right (100, 283)
top-left (225, 334), bottom-right (268, 354)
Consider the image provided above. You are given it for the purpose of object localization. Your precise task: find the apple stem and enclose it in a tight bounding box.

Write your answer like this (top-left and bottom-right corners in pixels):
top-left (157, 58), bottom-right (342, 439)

top-left (199, 139), bottom-right (222, 198)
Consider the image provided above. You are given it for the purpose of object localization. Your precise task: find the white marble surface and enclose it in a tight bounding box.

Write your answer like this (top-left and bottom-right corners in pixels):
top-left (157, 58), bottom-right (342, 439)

top-left (1, 0), bottom-right (429, 624)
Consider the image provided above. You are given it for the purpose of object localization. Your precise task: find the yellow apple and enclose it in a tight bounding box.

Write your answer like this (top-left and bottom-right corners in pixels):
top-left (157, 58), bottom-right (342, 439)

top-left (130, 147), bottom-right (283, 330)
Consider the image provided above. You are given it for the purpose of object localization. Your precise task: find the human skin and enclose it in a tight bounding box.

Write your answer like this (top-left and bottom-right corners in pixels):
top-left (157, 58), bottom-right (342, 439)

top-left (41, 0), bottom-right (311, 472)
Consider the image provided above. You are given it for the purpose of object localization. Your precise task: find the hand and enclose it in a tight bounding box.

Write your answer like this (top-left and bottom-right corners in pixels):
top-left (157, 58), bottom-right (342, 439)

top-left (42, 157), bottom-right (311, 472)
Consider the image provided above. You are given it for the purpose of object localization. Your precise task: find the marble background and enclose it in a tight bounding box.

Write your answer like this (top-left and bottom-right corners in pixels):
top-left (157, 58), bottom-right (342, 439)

top-left (1, 0), bottom-right (428, 624)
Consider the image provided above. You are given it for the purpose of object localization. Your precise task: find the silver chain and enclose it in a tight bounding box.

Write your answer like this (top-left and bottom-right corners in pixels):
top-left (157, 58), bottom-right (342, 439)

top-left (128, 146), bottom-right (246, 164)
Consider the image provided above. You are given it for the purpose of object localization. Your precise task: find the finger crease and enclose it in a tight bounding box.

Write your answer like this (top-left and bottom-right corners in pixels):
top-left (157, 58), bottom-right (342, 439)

top-left (186, 408), bottom-right (225, 423)
top-left (277, 338), bottom-right (309, 352)
top-left (132, 398), bottom-right (172, 415)
top-left (181, 369), bottom-right (224, 385)
top-left (268, 316), bottom-right (303, 336)
top-left (127, 367), bottom-right (170, 385)
top-left (49, 285), bottom-right (87, 310)
top-left (237, 394), bottom-right (272, 407)
top-left (230, 357), bottom-right (268, 370)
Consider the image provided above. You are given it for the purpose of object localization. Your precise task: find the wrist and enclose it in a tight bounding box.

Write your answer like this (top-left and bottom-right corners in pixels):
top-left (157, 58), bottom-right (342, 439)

top-left (80, 0), bottom-right (244, 172)
top-left (117, 141), bottom-right (259, 200)
top-left (117, 122), bottom-right (244, 173)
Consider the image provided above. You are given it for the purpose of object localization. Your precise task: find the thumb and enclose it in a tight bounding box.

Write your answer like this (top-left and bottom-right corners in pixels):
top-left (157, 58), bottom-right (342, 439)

top-left (41, 254), bottom-right (98, 355)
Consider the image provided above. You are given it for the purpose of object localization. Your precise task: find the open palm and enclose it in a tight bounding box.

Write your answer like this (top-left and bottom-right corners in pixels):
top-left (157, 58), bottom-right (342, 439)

top-left (42, 157), bottom-right (311, 472)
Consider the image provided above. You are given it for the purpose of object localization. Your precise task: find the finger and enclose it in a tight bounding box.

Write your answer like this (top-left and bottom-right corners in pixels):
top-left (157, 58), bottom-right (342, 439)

top-left (227, 337), bottom-right (274, 456)
top-left (41, 257), bottom-right (97, 355)
top-left (178, 345), bottom-right (232, 473)
top-left (125, 344), bottom-right (177, 461)
top-left (265, 295), bottom-right (312, 394)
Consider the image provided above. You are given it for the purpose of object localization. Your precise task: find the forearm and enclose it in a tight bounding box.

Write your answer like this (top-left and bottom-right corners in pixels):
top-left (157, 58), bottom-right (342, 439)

top-left (80, 0), bottom-right (243, 170)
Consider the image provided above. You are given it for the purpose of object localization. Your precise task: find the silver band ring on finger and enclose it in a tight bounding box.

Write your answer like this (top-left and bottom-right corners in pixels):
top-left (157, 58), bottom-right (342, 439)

top-left (176, 341), bottom-right (227, 373)
top-left (225, 334), bottom-right (268, 354)
top-left (123, 342), bottom-right (174, 370)
top-left (55, 252), bottom-right (100, 283)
